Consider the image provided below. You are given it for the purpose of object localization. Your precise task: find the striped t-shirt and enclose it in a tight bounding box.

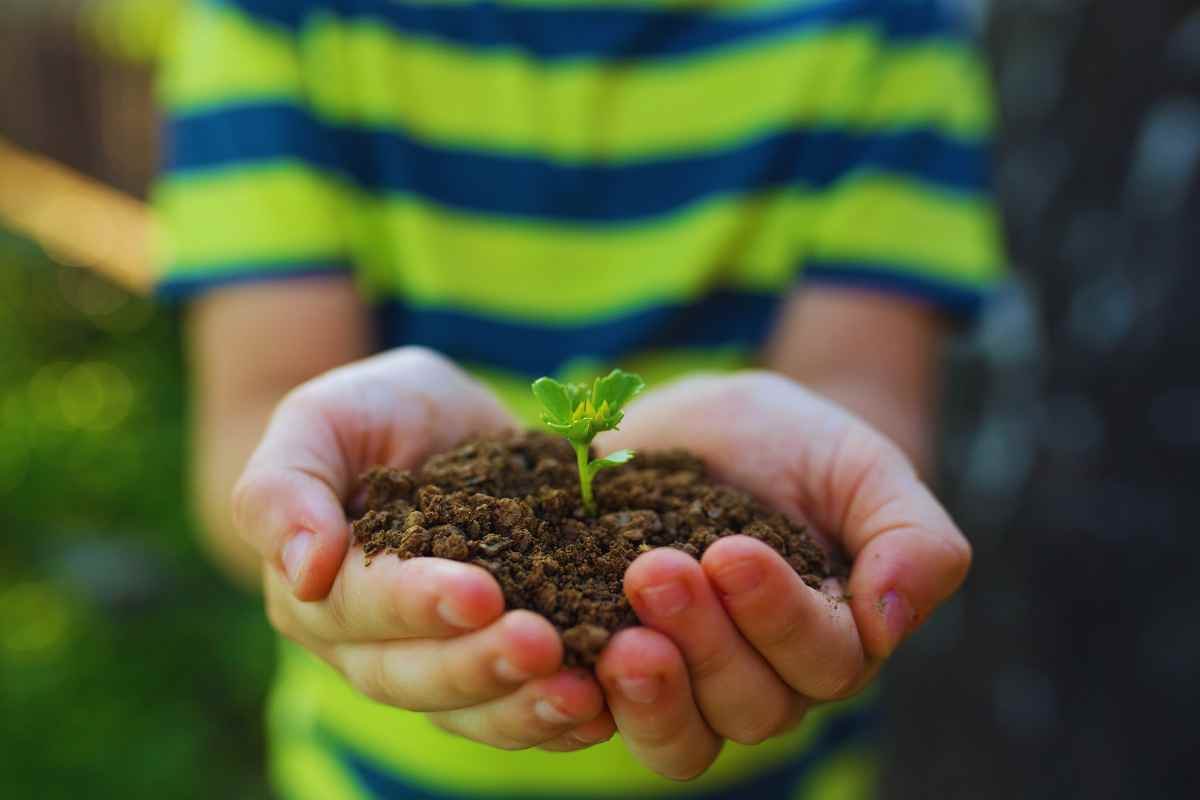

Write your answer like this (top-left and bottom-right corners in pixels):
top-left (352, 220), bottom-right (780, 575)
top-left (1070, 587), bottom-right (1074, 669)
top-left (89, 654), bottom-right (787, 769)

top-left (156, 0), bottom-right (1002, 797)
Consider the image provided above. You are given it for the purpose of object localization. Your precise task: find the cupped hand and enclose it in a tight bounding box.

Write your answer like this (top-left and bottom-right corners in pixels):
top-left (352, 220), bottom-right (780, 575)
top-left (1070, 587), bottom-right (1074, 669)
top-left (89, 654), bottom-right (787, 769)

top-left (592, 372), bottom-right (972, 779)
top-left (233, 348), bottom-right (614, 752)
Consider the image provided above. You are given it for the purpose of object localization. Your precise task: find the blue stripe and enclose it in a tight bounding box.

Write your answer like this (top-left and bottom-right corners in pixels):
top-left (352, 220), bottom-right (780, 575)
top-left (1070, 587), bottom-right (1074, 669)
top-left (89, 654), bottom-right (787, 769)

top-left (166, 104), bottom-right (987, 222)
top-left (804, 259), bottom-right (993, 319)
top-left (222, 0), bottom-right (963, 62)
top-left (153, 263), bottom-right (991, 357)
top-left (373, 288), bottom-right (781, 376)
top-left (323, 703), bottom-right (876, 799)
top-left (154, 262), bottom-right (350, 300)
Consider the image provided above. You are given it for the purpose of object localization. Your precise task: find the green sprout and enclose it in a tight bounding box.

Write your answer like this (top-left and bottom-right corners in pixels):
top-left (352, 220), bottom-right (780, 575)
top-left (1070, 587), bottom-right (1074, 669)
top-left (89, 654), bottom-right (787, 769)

top-left (531, 368), bottom-right (646, 515)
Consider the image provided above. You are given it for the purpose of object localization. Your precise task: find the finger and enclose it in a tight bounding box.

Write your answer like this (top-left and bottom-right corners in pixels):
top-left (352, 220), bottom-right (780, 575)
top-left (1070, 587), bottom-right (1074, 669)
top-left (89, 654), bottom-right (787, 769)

top-left (233, 346), bottom-right (517, 601)
top-left (816, 438), bottom-right (971, 659)
top-left (284, 557), bottom-right (505, 643)
top-left (846, 503), bottom-right (972, 660)
top-left (233, 405), bottom-right (352, 602)
top-left (334, 610), bottom-right (563, 711)
top-left (429, 670), bottom-right (606, 751)
top-left (624, 548), bottom-right (799, 745)
top-left (603, 373), bottom-right (971, 660)
top-left (536, 712), bottom-right (617, 752)
top-left (597, 628), bottom-right (723, 782)
top-left (702, 536), bottom-right (865, 700)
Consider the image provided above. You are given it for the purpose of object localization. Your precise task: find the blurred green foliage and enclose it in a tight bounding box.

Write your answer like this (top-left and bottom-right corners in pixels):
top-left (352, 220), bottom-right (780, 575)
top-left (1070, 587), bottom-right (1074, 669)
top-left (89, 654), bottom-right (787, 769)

top-left (0, 229), bottom-right (273, 798)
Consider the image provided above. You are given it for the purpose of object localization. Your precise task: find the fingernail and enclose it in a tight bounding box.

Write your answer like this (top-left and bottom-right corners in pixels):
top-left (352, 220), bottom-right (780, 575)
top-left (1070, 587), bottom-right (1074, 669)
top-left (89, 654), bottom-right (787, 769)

top-left (880, 590), bottom-right (915, 655)
top-left (616, 675), bottom-right (660, 704)
top-left (436, 598), bottom-right (473, 629)
top-left (281, 531), bottom-right (314, 588)
top-left (494, 657), bottom-right (531, 683)
top-left (711, 559), bottom-right (762, 596)
top-left (573, 730), bottom-right (609, 745)
top-left (534, 699), bottom-right (573, 725)
top-left (638, 580), bottom-right (690, 618)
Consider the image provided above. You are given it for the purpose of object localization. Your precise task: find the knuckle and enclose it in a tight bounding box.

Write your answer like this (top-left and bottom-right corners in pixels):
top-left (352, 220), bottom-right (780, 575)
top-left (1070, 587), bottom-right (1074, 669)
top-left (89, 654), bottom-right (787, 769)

top-left (326, 577), bottom-right (354, 634)
top-left (396, 346), bottom-right (449, 376)
top-left (345, 652), bottom-right (405, 705)
top-left (231, 469), bottom-right (294, 548)
top-left (428, 711), bottom-right (525, 751)
top-left (489, 711), bottom-right (546, 751)
top-left (229, 473), bottom-right (261, 536)
top-left (757, 608), bottom-right (807, 652)
top-left (350, 652), bottom-right (400, 707)
top-left (428, 711), bottom-right (527, 751)
top-left (384, 581), bottom-right (415, 632)
top-left (349, 670), bottom-right (385, 706)
top-left (663, 754), bottom-right (716, 782)
top-left (750, 603), bottom-right (866, 700)
top-left (718, 690), bottom-right (805, 744)
top-left (686, 644), bottom-right (737, 685)
top-left (442, 655), bottom-right (491, 706)
top-left (722, 717), bottom-right (775, 747)
top-left (482, 705), bottom-right (549, 753)
top-left (715, 697), bottom-right (797, 746)
top-left (812, 650), bottom-right (866, 700)
top-left (489, 735), bottom-right (534, 752)
top-left (629, 719), bottom-right (684, 749)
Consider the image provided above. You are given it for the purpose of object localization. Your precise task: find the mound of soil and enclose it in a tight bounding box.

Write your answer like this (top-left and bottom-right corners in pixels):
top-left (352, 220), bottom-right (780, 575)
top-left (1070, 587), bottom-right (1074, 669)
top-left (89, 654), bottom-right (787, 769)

top-left (351, 431), bottom-right (840, 666)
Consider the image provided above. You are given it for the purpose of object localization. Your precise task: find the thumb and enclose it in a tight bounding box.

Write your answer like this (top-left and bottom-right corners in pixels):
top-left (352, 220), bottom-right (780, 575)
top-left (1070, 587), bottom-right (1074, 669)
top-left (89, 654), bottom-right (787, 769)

top-left (603, 372), bottom-right (972, 661)
top-left (821, 429), bottom-right (972, 660)
top-left (232, 348), bottom-right (518, 601)
top-left (232, 400), bottom-right (354, 601)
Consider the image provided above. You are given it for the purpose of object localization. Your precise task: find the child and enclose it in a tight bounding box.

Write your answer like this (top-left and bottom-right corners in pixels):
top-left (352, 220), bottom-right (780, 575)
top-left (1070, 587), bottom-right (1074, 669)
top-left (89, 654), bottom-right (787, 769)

top-left (157, 0), bottom-right (1000, 797)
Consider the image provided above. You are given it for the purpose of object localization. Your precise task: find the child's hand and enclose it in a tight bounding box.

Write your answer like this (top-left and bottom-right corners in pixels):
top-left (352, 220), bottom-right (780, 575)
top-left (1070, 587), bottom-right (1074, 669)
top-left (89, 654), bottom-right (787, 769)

top-left (593, 372), bottom-right (972, 779)
top-left (233, 348), bottom-right (614, 752)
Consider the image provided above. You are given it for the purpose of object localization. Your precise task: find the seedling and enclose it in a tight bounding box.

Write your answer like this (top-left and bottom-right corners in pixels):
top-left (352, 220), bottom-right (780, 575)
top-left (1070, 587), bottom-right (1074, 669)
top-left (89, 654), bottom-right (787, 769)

top-left (532, 369), bottom-right (646, 515)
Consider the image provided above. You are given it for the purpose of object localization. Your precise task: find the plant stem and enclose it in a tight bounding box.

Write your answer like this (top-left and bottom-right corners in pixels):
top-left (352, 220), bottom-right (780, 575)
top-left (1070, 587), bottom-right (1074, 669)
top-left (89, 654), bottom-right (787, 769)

top-left (573, 441), bottom-right (596, 515)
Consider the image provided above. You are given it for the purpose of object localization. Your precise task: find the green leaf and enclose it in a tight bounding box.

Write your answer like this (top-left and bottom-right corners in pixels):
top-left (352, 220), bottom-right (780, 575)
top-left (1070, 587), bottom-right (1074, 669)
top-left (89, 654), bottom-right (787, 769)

top-left (587, 448), bottom-right (636, 478)
top-left (542, 418), bottom-right (575, 435)
top-left (566, 418), bottom-right (592, 442)
top-left (563, 381), bottom-right (589, 412)
top-left (591, 369), bottom-right (645, 414)
top-left (532, 377), bottom-right (572, 424)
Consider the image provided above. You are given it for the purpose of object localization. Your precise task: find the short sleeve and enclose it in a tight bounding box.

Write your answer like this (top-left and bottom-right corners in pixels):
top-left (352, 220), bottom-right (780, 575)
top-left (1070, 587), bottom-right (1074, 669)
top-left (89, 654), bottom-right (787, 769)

top-left (152, 0), bottom-right (351, 299)
top-left (801, 0), bottom-right (1005, 322)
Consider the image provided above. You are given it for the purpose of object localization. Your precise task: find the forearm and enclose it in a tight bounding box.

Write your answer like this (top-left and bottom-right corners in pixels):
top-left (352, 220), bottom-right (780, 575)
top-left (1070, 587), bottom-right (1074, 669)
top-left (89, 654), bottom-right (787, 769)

top-left (185, 277), bottom-right (372, 591)
top-left (767, 369), bottom-right (935, 475)
top-left (762, 287), bottom-right (947, 476)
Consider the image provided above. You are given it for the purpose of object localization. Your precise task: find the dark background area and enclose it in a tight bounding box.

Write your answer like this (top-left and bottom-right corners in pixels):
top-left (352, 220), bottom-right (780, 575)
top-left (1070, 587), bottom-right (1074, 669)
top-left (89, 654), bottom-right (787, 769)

top-left (885, 2), bottom-right (1200, 799)
top-left (2, 1), bottom-right (1197, 798)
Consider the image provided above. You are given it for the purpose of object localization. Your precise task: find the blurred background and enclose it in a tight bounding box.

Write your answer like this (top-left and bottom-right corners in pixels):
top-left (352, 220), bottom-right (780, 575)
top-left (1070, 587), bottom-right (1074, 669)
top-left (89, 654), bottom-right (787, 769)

top-left (1, 2), bottom-right (274, 798)
top-left (1, 1), bottom-right (1197, 798)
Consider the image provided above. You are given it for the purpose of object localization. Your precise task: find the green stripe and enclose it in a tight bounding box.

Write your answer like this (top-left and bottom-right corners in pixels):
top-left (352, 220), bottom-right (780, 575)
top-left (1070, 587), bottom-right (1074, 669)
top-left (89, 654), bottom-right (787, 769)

top-left (158, 164), bottom-right (996, 319)
top-left (164, 3), bottom-right (989, 162)
top-left (811, 175), bottom-right (1001, 285)
top-left (154, 163), bottom-right (347, 270)
top-left (159, 1), bottom-right (301, 109)
top-left (273, 640), bottom-right (876, 796)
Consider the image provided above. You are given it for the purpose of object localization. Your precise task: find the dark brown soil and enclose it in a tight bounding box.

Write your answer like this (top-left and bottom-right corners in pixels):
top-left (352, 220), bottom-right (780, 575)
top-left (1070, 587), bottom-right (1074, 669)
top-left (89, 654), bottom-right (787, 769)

top-left (351, 431), bottom-right (841, 667)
